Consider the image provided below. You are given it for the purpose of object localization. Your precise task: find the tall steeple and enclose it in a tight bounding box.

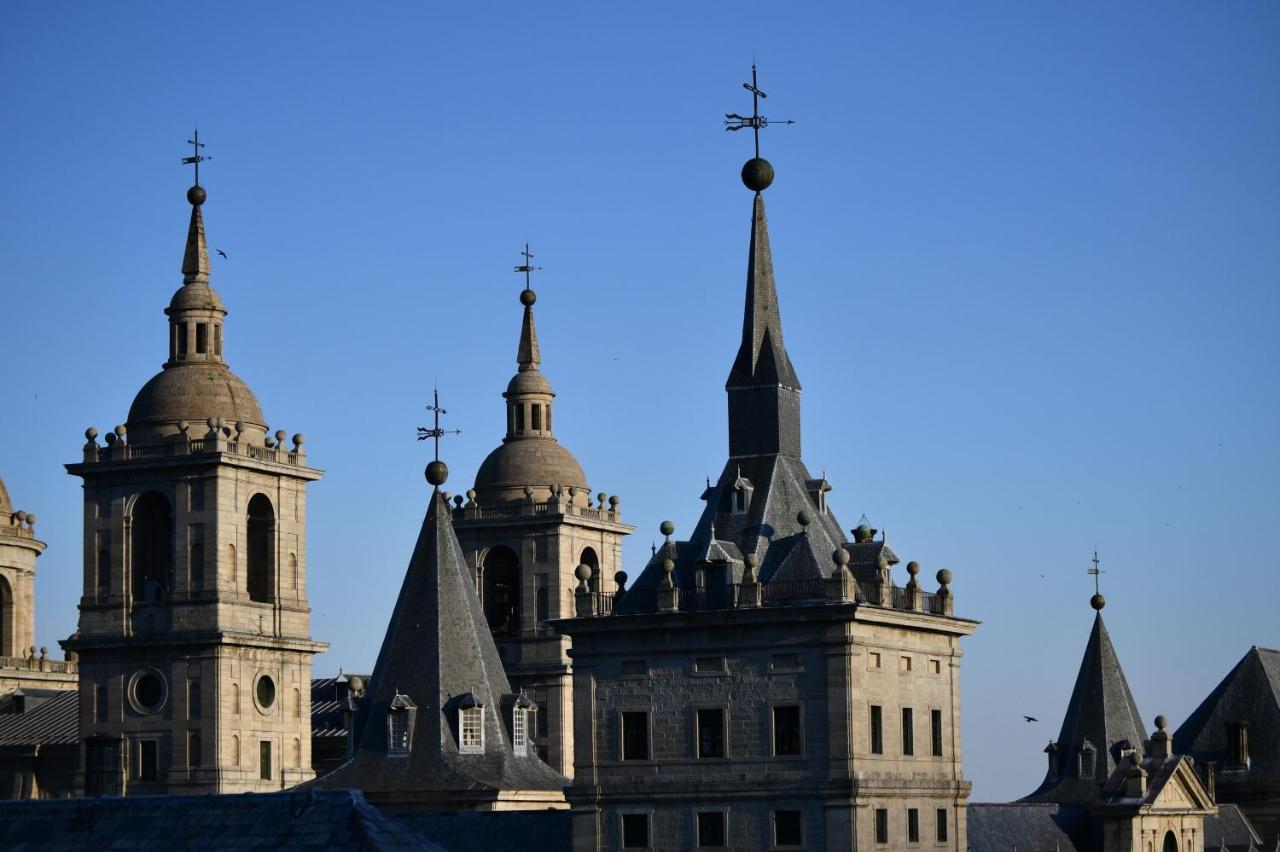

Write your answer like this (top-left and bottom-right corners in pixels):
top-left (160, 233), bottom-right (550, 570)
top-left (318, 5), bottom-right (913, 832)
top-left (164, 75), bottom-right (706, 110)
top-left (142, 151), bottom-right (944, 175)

top-left (1023, 593), bottom-right (1146, 804)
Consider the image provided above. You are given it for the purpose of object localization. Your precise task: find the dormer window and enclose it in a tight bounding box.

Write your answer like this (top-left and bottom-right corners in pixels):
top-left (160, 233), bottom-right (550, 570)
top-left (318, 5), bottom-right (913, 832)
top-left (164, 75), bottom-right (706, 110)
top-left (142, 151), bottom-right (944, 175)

top-left (1044, 741), bottom-right (1059, 780)
top-left (1227, 721), bottom-right (1249, 768)
top-left (458, 694), bottom-right (484, 754)
top-left (732, 474), bottom-right (753, 515)
top-left (1079, 740), bottom-right (1096, 778)
top-left (512, 692), bottom-right (536, 757)
top-left (387, 692), bottom-right (416, 756)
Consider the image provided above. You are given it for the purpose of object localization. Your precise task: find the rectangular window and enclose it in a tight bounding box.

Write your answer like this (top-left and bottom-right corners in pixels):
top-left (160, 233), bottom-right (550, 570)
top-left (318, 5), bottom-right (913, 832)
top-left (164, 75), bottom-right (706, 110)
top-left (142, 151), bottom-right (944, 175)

top-left (697, 708), bottom-right (725, 759)
top-left (902, 707), bottom-right (914, 756)
top-left (515, 405), bottom-right (525, 431)
top-left (190, 480), bottom-right (204, 511)
top-left (178, 323), bottom-right (189, 355)
top-left (773, 810), bottom-right (803, 847)
top-left (900, 655), bottom-right (912, 672)
top-left (929, 658), bottom-right (941, 675)
top-left (773, 705), bottom-right (802, 756)
top-left (534, 535), bottom-right (548, 562)
top-left (907, 808), bottom-right (920, 842)
top-left (196, 323), bottom-right (208, 354)
top-left (931, 709), bottom-right (943, 757)
top-left (622, 711), bottom-right (649, 760)
top-left (137, 739), bottom-right (158, 781)
top-left (621, 813), bottom-right (649, 848)
top-left (694, 657), bottom-right (725, 674)
top-left (936, 808), bottom-right (948, 842)
top-left (97, 530), bottom-right (111, 594)
top-left (621, 659), bottom-right (648, 677)
top-left (875, 808), bottom-right (889, 844)
top-left (870, 705), bottom-right (883, 755)
top-left (259, 741), bottom-right (272, 780)
top-left (95, 684), bottom-right (109, 723)
top-left (697, 812), bottom-right (725, 848)
top-left (535, 574), bottom-right (549, 623)
top-left (531, 404), bottom-right (541, 431)
top-left (771, 653), bottom-right (800, 671)
top-left (214, 324), bottom-right (222, 356)
top-left (869, 651), bottom-right (881, 669)
top-left (188, 680), bottom-right (201, 720)
top-left (537, 703), bottom-right (549, 738)
top-left (389, 710), bottom-right (410, 754)
top-left (189, 732), bottom-right (202, 768)
top-left (460, 707), bottom-right (484, 753)
top-left (513, 708), bottom-right (529, 756)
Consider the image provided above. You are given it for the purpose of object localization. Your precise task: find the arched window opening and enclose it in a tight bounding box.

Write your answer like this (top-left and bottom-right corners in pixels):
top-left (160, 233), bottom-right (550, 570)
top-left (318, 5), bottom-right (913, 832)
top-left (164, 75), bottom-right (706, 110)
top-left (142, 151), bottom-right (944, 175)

top-left (196, 323), bottom-right (208, 354)
top-left (580, 547), bottom-right (600, 594)
top-left (289, 553), bottom-right (298, 590)
top-left (1079, 742), bottom-right (1096, 778)
top-left (1162, 830), bottom-right (1178, 852)
top-left (483, 546), bottom-right (520, 637)
top-left (515, 404), bottom-right (525, 432)
top-left (531, 404), bottom-right (541, 431)
top-left (388, 692), bottom-right (417, 755)
top-left (232, 683), bottom-right (241, 715)
top-left (246, 494), bottom-right (275, 603)
top-left (0, 576), bottom-right (11, 657)
top-left (131, 491), bottom-right (173, 603)
top-left (214, 324), bottom-right (222, 357)
top-left (177, 323), bottom-right (188, 356)
top-left (232, 734), bottom-right (240, 766)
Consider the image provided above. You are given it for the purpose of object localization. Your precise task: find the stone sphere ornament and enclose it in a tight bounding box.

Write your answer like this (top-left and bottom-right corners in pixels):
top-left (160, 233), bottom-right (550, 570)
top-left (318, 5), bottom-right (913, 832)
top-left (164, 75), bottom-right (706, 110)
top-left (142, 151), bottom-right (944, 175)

top-left (575, 564), bottom-right (592, 584)
top-left (1090, 593), bottom-right (1106, 611)
top-left (659, 520), bottom-right (675, 537)
top-left (425, 460), bottom-right (449, 487)
top-left (741, 157), bottom-right (775, 192)
top-left (937, 569), bottom-right (953, 586)
top-left (520, 288), bottom-right (537, 307)
top-left (187, 185), bottom-right (206, 206)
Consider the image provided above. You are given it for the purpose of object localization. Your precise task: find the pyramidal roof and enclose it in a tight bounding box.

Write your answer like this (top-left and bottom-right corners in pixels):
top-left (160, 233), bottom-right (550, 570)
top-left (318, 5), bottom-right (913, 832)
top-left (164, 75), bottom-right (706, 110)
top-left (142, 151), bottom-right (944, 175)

top-left (1174, 645), bottom-right (1280, 786)
top-left (315, 487), bottom-right (566, 804)
top-left (1023, 607), bottom-right (1147, 804)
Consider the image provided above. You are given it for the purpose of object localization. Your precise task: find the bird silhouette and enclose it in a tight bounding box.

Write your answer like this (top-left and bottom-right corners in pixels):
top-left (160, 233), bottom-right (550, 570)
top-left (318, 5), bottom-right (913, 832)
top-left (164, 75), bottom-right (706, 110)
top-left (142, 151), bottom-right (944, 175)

top-left (1023, 715), bottom-right (1038, 723)
top-left (217, 249), bottom-right (228, 259)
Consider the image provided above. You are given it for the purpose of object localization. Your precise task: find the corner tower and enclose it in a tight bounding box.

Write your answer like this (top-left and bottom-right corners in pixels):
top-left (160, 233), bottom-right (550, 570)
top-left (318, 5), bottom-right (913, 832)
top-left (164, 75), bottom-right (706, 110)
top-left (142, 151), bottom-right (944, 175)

top-left (451, 260), bottom-right (633, 777)
top-left (63, 167), bottom-right (326, 796)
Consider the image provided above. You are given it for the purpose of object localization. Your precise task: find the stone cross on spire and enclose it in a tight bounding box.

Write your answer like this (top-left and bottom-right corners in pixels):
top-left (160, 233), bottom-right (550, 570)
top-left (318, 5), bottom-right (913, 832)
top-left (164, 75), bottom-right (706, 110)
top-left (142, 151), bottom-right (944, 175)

top-left (724, 64), bottom-right (794, 160)
top-left (417, 386), bottom-right (461, 464)
top-left (181, 128), bottom-right (210, 187)
top-left (515, 246), bottom-right (543, 371)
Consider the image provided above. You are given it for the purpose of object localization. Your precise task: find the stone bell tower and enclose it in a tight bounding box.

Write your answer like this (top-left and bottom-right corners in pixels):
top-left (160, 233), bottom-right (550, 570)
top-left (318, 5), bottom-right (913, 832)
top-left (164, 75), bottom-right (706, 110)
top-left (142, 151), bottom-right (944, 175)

top-left (450, 262), bottom-right (633, 777)
top-left (62, 168), bottom-right (326, 796)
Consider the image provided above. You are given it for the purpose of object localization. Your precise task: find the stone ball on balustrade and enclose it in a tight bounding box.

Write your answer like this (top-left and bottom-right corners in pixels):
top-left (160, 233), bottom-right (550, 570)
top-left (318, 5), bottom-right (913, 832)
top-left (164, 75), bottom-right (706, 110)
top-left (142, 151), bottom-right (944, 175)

top-left (85, 427), bottom-right (98, 441)
top-left (104, 432), bottom-right (117, 446)
top-left (292, 433), bottom-right (305, 447)
top-left (15, 511), bottom-right (26, 523)
top-left (614, 570), bottom-right (627, 587)
top-left (114, 424), bottom-right (127, 437)
top-left (275, 429), bottom-right (287, 444)
top-left (662, 558), bottom-right (676, 574)
top-left (1155, 714), bottom-right (1167, 732)
top-left (24, 514), bottom-right (35, 527)
top-left (937, 568), bottom-right (952, 586)
top-left (906, 560), bottom-right (920, 576)
top-left (609, 495), bottom-right (619, 508)
top-left (575, 564), bottom-right (592, 583)
top-left (833, 548), bottom-right (850, 566)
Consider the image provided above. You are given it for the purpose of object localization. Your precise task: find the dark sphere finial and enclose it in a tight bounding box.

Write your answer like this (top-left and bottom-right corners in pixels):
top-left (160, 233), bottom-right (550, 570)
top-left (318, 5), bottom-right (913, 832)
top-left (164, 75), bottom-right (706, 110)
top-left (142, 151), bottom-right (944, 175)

top-left (520, 288), bottom-right (537, 307)
top-left (1090, 593), bottom-right (1106, 611)
top-left (741, 157), bottom-right (774, 192)
top-left (425, 460), bottom-right (449, 487)
top-left (187, 185), bottom-right (206, 206)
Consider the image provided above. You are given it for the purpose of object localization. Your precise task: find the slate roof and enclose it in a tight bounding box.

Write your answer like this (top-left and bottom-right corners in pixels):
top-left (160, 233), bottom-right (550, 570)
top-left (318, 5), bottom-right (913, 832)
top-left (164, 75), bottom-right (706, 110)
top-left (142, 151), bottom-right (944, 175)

top-left (1023, 611), bottom-right (1147, 804)
top-left (315, 490), bottom-right (566, 799)
top-left (0, 789), bottom-right (438, 850)
top-left (0, 689), bottom-right (78, 747)
top-left (1174, 646), bottom-right (1280, 785)
top-left (727, 193), bottom-right (800, 390)
top-left (967, 802), bottom-right (1090, 851)
top-left (1205, 803), bottom-right (1264, 851)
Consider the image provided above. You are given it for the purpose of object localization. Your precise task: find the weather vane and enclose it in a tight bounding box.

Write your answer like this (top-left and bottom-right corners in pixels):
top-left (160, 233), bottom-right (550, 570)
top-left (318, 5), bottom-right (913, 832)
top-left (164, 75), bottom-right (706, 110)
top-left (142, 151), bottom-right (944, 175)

top-left (1088, 550), bottom-right (1105, 595)
top-left (724, 63), bottom-right (795, 158)
top-left (417, 386), bottom-right (461, 461)
top-left (182, 128), bottom-right (210, 185)
top-left (514, 243), bottom-right (541, 291)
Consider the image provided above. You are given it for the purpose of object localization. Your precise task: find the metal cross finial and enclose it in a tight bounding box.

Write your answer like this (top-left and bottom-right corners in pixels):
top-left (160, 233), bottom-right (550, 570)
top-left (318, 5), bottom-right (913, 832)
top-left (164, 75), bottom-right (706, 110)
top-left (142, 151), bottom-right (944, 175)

top-left (1088, 550), bottom-right (1105, 595)
top-left (417, 385), bottom-right (461, 462)
top-left (182, 128), bottom-right (211, 185)
top-left (724, 63), bottom-right (795, 158)
top-left (514, 243), bottom-right (541, 291)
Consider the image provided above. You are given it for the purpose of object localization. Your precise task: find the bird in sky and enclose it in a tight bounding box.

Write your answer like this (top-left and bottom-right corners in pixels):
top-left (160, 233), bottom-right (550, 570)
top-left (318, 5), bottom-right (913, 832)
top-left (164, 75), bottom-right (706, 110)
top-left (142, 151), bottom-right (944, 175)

top-left (1023, 715), bottom-right (1038, 723)
top-left (217, 249), bottom-right (228, 259)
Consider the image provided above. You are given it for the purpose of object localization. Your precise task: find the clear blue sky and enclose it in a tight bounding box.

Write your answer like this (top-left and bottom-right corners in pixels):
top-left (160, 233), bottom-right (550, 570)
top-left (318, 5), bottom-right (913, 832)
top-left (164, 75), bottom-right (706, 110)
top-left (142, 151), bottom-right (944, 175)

top-left (1, 3), bottom-right (1276, 802)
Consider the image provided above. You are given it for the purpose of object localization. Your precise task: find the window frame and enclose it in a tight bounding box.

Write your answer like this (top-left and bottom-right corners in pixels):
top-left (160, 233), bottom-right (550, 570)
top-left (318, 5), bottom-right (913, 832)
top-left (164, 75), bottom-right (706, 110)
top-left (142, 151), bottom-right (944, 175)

top-left (907, 807), bottom-right (920, 843)
top-left (620, 709), bottom-right (651, 762)
top-left (935, 808), bottom-right (948, 843)
top-left (771, 704), bottom-right (803, 757)
top-left (695, 809), bottom-right (728, 849)
top-left (902, 707), bottom-right (915, 756)
top-left (870, 704), bottom-right (883, 755)
top-left (931, 708), bottom-right (943, 757)
top-left (772, 809), bottom-right (804, 849)
top-left (695, 706), bottom-right (727, 760)
top-left (874, 807), bottom-right (889, 844)
top-left (460, 705), bottom-right (485, 754)
top-left (620, 811), bottom-right (652, 850)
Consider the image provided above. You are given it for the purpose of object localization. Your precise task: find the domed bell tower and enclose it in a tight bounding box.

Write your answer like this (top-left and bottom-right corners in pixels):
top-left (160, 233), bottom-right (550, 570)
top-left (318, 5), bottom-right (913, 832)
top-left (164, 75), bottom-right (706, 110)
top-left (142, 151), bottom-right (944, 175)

top-left (450, 255), bottom-right (633, 777)
top-left (63, 163), bottom-right (326, 797)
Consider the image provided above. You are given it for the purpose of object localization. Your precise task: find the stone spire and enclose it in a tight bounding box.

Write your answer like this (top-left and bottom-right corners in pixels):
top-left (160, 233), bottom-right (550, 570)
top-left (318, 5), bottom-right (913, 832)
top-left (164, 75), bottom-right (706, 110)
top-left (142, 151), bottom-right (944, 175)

top-left (180, 185), bottom-right (211, 284)
top-left (316, 463), bottom-right (567, 808)
top-left (726, 165), bottom-right (803, 459)
top-left (516, 287), bottom-right (541, 371)
top-left (1023, 596), bottom-right (1146, 804)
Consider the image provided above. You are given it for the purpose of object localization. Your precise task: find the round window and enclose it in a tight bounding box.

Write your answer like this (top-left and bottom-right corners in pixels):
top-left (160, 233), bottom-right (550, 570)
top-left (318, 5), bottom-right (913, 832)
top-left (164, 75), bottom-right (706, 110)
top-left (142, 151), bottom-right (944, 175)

top-left (255, 674), bottom-right (276, 710)
top-left (128, 668), bottom-right (167, 715)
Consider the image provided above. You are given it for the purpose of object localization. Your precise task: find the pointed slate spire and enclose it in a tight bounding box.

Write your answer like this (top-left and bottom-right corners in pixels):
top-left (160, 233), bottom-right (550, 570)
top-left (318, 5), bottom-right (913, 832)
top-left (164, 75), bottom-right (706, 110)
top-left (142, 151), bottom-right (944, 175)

top-left (727, 194), bottom-right (801, 391)
top-left (180, 185), bottom-right (211, 284)
top-left (516, 288), bottom-right (541, 371)
top-left (1023, 599), bottom-right (1146, 804)
top-left (315, 472), bottom-right (566, 807)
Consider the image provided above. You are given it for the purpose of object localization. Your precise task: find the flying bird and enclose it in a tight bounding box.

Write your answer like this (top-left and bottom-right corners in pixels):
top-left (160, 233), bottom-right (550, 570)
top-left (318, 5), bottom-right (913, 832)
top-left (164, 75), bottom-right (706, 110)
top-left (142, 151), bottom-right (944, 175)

top-left (1023, 715), bottom-right (1038, 723)
top-left (217, 249), bottom-right (228, 259)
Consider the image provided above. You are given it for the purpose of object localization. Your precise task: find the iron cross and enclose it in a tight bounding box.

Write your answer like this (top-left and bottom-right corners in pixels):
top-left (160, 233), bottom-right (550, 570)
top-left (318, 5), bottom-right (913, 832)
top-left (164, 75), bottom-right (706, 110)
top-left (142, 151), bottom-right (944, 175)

top-left (417, 386), bottom-right (461, 461)
top-left (724, 64), bottom-right (795, 158)
top-left (1088, 550), bottom-right (1105, 595)
top-left (514, 243), bottom-right (541, 290)
top-left (182, 128), bottom-right (211, 185)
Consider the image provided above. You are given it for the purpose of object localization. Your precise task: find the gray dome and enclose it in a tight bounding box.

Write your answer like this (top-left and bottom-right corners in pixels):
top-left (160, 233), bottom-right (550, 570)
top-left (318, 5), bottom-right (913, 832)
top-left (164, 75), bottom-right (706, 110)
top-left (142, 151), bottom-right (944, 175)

top-left (473, 437), bottom-right (588, 504)
top-left (127, 362), bottom-right (265, 443)
top-left (506, 370), bottom-right (553, 396)
top-left (167, 282), bottom-right (225, 313)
